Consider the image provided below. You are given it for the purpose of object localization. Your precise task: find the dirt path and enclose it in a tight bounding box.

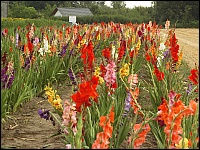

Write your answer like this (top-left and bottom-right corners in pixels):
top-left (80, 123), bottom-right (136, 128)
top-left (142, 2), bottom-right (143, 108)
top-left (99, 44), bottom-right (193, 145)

top-left (1, 85), bottom-right (72, 149)
top-left (1, 29), bottom-right (199, 149)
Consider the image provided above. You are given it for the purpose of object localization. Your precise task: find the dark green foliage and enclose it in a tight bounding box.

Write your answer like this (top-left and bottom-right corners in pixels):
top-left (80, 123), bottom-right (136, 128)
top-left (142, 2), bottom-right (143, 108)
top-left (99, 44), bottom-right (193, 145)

top-left (1, 18), bottom-right (70, 29)
top-left (8, 2), bottom-right (39, 19)
top-left (6, 1), bottom-right (199, 28)
top-left (152, 1), bottom-right (199, 27)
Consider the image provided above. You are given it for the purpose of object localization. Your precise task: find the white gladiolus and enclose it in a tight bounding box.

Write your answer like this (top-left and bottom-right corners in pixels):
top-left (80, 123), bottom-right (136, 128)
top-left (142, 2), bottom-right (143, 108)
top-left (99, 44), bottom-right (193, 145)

top-left (38, 38), bottom-right (48, 56)
top-left (111, 45), bottom-right (115, 58)
top-left (43, 38), bottom-right (48, 52)
top-left (95, 26), bottom-right (99, 31)
top-left (38, 48), bottom-right (45, 56)
top-left (111, 45), bottom-right (118, 60)
top-left (159, 43), bottom-right (166, 51)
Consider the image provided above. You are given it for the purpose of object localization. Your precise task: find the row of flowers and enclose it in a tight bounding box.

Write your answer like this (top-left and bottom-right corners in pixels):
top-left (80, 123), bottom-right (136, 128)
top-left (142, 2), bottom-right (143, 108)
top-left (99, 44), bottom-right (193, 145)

top-left (1, 20), bottom-right (199, 149)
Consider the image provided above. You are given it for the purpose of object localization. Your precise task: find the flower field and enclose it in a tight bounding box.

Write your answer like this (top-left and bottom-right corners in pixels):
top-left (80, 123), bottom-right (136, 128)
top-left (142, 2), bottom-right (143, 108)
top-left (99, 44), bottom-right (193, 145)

top-left (1, 19), bottom-right (199, 149)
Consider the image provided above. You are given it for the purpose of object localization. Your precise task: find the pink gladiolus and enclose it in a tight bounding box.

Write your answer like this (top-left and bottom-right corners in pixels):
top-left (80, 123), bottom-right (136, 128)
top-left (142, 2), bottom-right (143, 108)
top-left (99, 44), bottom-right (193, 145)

top-left (104, 61), bottom-right (117, 86)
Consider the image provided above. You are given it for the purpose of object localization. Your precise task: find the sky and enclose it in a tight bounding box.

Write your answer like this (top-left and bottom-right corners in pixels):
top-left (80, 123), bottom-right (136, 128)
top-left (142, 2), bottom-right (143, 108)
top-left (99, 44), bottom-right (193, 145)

top-left (105, 1), bottom-right (153, 8)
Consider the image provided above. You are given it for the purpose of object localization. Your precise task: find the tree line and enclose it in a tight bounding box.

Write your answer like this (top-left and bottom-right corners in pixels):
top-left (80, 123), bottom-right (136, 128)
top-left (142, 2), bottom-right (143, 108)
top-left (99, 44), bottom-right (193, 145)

top-left (7, 1), bottom-right (199, 28)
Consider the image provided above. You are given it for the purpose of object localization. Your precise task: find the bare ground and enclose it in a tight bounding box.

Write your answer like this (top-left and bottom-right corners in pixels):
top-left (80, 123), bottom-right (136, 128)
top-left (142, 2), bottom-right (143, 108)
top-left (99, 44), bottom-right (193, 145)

top-left (1, 28), bottom-right (199, 149)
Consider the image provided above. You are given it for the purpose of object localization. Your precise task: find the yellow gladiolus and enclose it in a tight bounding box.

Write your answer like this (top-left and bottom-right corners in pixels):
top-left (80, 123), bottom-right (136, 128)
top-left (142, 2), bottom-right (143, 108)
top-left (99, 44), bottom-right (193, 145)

top-left (175, 138), bottom-right (189, 149)
top-left (119, 63), bottom-right (130, 79)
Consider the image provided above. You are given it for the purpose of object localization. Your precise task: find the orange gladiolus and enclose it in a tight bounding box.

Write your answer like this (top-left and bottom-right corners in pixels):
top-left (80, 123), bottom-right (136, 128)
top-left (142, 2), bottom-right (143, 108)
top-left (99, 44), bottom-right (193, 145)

top-left (99, 116), bottom-right (107, 127)
top-left (129, 123), bottom-right (151, 149)
top-left (157, 93), bottom-right (198, 148)
top-left (50, 44), bottom-right (57, 53)
top-left (130, 87), bottom-right (139, 100)
top-left (92, 106), bottom-right (114, 149)
top-left (9, 47), bottom-right (12, 52)
top-left (103, 120), bottom-right (113, 139)
top-left (109, 106), bottom-right (115, 123)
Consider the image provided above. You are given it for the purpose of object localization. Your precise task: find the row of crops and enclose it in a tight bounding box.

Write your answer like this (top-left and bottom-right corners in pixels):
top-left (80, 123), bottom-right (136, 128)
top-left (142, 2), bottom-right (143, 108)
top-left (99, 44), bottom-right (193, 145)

top-left (1, 19), bottom-right (199, 149)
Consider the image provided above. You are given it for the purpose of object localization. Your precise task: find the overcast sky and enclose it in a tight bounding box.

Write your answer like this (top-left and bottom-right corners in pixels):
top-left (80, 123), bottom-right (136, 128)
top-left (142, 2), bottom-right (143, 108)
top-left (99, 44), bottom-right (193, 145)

top-left (105, 1), bottom-right (153, 8)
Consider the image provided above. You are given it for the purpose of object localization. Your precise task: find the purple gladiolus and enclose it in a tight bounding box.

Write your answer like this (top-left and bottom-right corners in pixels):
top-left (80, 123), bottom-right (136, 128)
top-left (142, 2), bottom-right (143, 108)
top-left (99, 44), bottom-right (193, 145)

top-left (123, 91), bottom-right (132, 116)
top-left (162, 49), bottom-right (170, 61)
top-left (38, 109), bottom-right (50, 120)
top-left (38, 109), bottom-right (55, 126)
top-left (124, 91), bottom-right (132, 112)
top-left (23, 54), bottom-right (33, 71)
top-left (1, 66), bottom-right (15, 89)
top-left (59, 44), bottom-right (68, 57)
top-left (186, 83), bottom-right (193, 95)
top-left (16, 33), bottom-right (19, 47)
top-left (68, 68), bottom-right (77, 86)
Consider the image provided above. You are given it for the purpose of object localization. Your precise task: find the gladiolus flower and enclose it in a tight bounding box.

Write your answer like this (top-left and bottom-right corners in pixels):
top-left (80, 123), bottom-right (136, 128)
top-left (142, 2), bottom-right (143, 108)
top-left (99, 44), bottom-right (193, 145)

top-left (62, 100), bottom-right (77, 136)
top-left (104, 61), bottom-right (117, 89)
top-left (157, 90), bottom-right (198, 148)
top-left (102, 47), bottom-right (111, 60)
top-left (68, 67), bottom-right (77, 86)
top-left (124, 91), bottom-right (132, 112)
top-left (119, 63), bottom-right (130, 79)
top-left (186, 83), bottom-right (193, 95)
top-left (128, 74), bottom-right (138, 89)
top-left (175, 138), bottom-right (189, 149)
top-left (118, 40), bottom-right (126, 61)
top-left (81, 40), bottom-right (95, 69)
top-left (128, 123), bottom-right (151, 149)
top-left (92, 106), bottom-right (114, 149)
top-left (94, 67), bottom-right (104, 84)
top-left (145, 52), bottom-right (151, 62)
top-left (188, 68), bottom-right (198, 85)
top-left (154, 65), bottom-right (164, 81)
top-left (44, 83), bottom-right (63, 112)
top-left (71, 75), bottom-right (99, 112)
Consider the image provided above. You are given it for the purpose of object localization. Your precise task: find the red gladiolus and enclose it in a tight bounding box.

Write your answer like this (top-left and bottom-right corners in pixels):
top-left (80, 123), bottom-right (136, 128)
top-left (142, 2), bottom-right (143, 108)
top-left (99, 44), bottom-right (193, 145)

top-left (102, 47), bottom-right (111, 60)
top-left (4, 28), bottom-right (8, 35)
top-left (145, 52), bottom-right (151, 62)
top-left (71, 76), bottom-right (99, 112)
top-left (100, 64), bottom-right (107, 78)
top-left (153, 65), bottom-right (164, 81)
top-left (188, 68), bottom-right (199, 85)
top-left (27, 40), bottom-right (34, 53)
top-left (118, 40), bottom-right (126, 61)
top-left (169, 33), bottom-right (179, 62)
top-left (81, 40), bottom-right (95, 69)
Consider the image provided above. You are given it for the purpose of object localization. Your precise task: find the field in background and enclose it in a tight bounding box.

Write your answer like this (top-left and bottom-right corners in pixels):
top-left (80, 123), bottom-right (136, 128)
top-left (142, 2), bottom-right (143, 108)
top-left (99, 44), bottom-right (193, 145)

top-left (161, 28), bottom-right (199, 69)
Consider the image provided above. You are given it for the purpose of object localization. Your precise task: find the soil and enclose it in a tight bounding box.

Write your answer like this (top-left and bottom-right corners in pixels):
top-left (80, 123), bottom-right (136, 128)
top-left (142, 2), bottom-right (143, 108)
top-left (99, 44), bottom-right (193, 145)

top-left (1, 85), bottom-right (72, 149)
top-left (1, 29), bottom-right (199, 149)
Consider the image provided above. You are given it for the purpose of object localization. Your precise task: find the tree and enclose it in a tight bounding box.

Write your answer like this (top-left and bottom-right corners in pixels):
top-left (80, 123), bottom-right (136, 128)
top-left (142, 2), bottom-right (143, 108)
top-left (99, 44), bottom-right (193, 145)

top-left (8, 2), bottom-right (39, 18)
top-left (153, 1), bottom-right (199, 25)
top-left (40, 3), bottom-right (57, 17)
top-left (111, 1), bottom-right (126, 9)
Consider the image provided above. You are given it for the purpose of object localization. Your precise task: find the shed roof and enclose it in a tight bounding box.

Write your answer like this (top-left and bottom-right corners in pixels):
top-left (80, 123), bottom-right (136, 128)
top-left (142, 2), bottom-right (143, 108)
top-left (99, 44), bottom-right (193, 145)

top-left (51, 7), bottom-right (93, 16)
